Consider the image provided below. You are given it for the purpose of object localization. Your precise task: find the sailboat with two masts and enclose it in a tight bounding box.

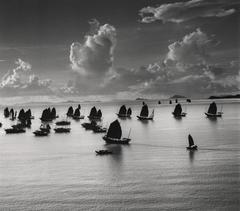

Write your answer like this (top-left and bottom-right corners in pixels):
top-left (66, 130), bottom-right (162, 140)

top-left (137, 104), bottom-right (154, 120)
top-left (102, 120), bottom-right (131, 144)
top-left (116, 105), bottom-right (132, 118)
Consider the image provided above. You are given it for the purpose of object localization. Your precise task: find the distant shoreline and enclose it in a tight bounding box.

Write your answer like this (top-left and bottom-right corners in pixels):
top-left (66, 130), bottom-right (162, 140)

top-left (208, 94), bottom-right (240, 99)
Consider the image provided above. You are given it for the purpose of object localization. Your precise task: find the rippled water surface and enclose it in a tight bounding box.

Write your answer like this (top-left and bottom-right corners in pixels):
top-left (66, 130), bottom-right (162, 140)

top-left (0, 100), bottom-right (239, 210)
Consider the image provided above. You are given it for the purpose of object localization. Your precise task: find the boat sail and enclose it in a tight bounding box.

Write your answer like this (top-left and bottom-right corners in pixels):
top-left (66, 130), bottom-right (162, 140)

top-left (127, 108), bottom-right (132, 116)
top-left (67, 106), bottom-right (74, 117)
top-left (172, 103), bottom-right (186, 117)
top-left (205, 102), bottom-right (223, 117)
top-left (186, 134), bottom-right (198, 150)
top-left (88, 106), bottom-right (102, 120)
top-left (137, 104), bottom-right (154, 120)
top-left (102, 120), bottom-right (131, 144)
top-left (116, 105), bottom-right (132, 118)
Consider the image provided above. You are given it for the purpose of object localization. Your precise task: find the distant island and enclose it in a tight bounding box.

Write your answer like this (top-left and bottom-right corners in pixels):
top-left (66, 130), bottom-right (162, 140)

top-left (136, 98), bottom-right (149, 101)
top-left (208, 94), bottom-right (240, 99)
top-left (170, 95), bottom-right (186, 99)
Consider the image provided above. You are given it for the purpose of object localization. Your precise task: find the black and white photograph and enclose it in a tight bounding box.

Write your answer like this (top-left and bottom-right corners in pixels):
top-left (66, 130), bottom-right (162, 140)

top-left (0, 0), bottom-right (239, 210)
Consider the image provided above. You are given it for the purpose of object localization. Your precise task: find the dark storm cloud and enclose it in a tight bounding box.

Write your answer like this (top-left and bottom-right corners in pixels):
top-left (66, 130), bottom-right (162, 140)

top-left (139, 0), bottom-right (239, 23)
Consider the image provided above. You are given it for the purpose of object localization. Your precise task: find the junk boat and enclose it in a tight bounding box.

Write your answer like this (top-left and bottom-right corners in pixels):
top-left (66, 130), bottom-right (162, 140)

top-left (5, 127), bottom-right (26, 134)
top-left (137, 104), bottom-right (154, 120)
top-left (116, 105), bottom-right (132, 118)
top-left (95, 150), bottom-right (112, 155)
top-left (205, 102), bottom-right (223, 117)
top-left (56, 120), bottom-right (71, 126)
top-left (88, 106), bottom-right (102, 120)
top-left (102, 120), bottom-right (131, 144)
top-left (33, 130), bottom-right (49, 136)
top-left (172, 103), bottom-right (187, 117)
top-left (54, 127), bottom-right (71, 133)
top-left (40, 124), bottom-right (51, 133)
top-left (186, 134), bottom-right (198, 150)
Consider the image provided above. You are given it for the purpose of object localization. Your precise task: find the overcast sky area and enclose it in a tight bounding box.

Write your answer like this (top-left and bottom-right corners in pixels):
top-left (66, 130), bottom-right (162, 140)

top-left (0, 0), bottom-right (239, 102)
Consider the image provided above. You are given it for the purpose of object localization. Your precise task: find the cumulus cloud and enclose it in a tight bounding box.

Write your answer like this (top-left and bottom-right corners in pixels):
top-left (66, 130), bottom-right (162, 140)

top-left (125, 29), bottom-right (239, 97)
top-left (0, 59), bottom-right (53, 97)
top-left (69, 22), bottom-right (116, 76)
top-left (165, 28), bottom-right (211, 64)
top-left (139, 0), bottom-right (238, 23)
top-left (65, 26), bottom-right (239, 98)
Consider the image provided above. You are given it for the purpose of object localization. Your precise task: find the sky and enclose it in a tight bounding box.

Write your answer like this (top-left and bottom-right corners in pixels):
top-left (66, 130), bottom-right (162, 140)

top-left (0, 0), bottom-right (239, 101)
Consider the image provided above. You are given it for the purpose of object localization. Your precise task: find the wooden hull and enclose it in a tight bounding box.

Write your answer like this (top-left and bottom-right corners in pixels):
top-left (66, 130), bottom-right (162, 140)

top-left (54, 128), bottom-right (71, 133)
top-left (72, 115), bottom-right (84, 120)
top-left (137, 116), bottom-right (153, 120)
top-left (93, 127), bottom-right (107, 133)
top-left (116, 113), bottom-right (131, 118)
top-left (103, 135), bottom-right (131, 144)
top-left (172, 112), bottom-right (187, 117)
top-left (205, 112), bottom-right (222, 117)
top-left (95, 150), bottom-right (112, 155)
top-left (88, 116), bottom-right (102, 121)
top-left (5, 129), bottom-right (26, 134)
top-left (186, 145), bottom-right (198, 150)
top-left (33, 131), bottom-right (49, 136)
top-left (56, 121), bottom-right (70, 126)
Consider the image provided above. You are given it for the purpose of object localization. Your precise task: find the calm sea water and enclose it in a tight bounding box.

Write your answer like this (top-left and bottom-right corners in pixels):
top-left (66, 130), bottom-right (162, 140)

top-left (0, 100), bottom-right (239, 211)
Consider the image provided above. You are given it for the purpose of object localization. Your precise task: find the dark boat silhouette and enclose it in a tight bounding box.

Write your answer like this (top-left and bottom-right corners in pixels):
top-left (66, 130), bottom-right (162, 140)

top-left (33, 130), bottom-right (49, 136)
top-left (81, 121), bottom-right (97, 130)
top-left (54, 127), bottom-right (71, 133)
top-left (103, 120), bottom-right (131, 144)
top-left (56, 120), bottom-right (71, 126)
top-left (186, 134), bottom-right (198, 150)
top-left (88, 107), bottom-right (102, 120)
top-left (186, 99), bottom-right (191, 103)
top-left (137, 104), bottom-right (154, 120)
top-left (81, 120), bottom-right (106, 132)
top-left (5, 126), bottom-right (26, 134)
top-left (9, 109), bottom-right (17, 121)
top-left (72, 108), bottom-right (84, 120)
top-left (66, 106), bottom-right (74, 117)
top-left (4, 107), bottom-right (10, 118)
top-left (95, 150), bottom-right (112, 155)
top-left (93, 126), bottom-right (107, 133)
top-left (172, 103), bottom-right (187, 117)
top-left (40, 124), bottom-right (51, 133)
top-left (40, 107), bottom-right (59, 121)
top-left (116, 105), bottom-right (132, 118)
top-left (205, 102), bottom-right (223, 117)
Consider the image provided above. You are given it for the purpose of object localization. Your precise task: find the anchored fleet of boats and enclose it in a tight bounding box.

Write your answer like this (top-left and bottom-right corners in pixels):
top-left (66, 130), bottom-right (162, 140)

top-left (0, 101), bottom-right (225, 154)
